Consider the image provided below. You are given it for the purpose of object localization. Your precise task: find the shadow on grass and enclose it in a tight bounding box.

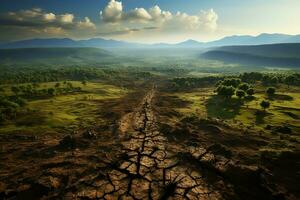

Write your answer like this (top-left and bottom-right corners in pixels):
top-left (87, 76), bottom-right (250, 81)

top-left (15, 111), bottom-right (47, 126)
top-left (267, 94), bottom-right (293, 101)
top-left (255, 110), bottom-right (272, 125)
top-left (205, 95), bottom-right (243, 119)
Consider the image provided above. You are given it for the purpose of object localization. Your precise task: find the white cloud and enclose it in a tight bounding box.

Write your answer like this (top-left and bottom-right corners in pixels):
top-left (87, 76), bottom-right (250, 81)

top-left (124, 8), bottom-right (152, 22)
top-left (0, 2), bottom-right (219, 42)
top-left (0, 8), bottom-right (96, 40)
top-left (44, 13), bottom-right (56, 21)
top-left (99, 0), bottom-right (219, 41)
top-left (78, 17), bottom-right (96, 29)
top-left (100, 0), bottom-right (123, 23)
top-left (148, 5), bottom-right (172, 22)
top-left (60, 13), bottom-right (74, 23)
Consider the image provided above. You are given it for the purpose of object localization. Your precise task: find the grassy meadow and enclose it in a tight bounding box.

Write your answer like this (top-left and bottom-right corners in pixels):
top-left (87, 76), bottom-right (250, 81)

top-left (0, 81), bottom-right (130, 135)
top-left (173, 85), bottom-right (300, 133)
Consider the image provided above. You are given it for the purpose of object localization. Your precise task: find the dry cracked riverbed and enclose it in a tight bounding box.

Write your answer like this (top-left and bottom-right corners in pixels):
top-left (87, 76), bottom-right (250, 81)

top-left (0, 87), bottom-right (298, 200)
top-left (101, 87), bottom-right (222, 199)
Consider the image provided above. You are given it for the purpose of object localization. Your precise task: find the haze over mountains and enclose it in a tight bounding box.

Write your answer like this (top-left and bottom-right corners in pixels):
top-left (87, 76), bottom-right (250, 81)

top-left (201, 43), bottom-right (300, 67)
top-left (1, 33), bottom-right (300, 49)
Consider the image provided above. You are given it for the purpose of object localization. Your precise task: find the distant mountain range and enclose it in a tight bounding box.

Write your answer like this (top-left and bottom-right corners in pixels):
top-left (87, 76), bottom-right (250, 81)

top-left (1, 33), bottom-right (300, 49)
top-left (201, 43), bottom-right (300, 67)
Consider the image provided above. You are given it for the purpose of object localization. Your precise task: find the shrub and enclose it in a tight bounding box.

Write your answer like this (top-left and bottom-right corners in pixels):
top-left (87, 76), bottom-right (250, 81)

top-left (216, 85), bottom-right (235, 98)
top-left (236, 90), bottom-right (245, 99)
top-left (246, 88), bottom-right (255, 96)
top-left (266, 87), bottom-right (276, 96)
top-left (260, 100), bottom-right (270, 111)
top-left (222, 78), bottom-right (241, 88)
top-left (238, 83), bottom-right (250, 92)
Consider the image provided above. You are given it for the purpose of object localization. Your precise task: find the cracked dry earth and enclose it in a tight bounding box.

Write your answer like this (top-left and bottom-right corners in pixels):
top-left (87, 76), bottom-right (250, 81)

top-left (86, 88), bottom-right (225, 200)
top-left (2, 87), bottom-right (286, 200)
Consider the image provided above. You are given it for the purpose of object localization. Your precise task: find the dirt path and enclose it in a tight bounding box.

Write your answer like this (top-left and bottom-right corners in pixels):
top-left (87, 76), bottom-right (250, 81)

top-left (90, 87), bottom-right (223, 199)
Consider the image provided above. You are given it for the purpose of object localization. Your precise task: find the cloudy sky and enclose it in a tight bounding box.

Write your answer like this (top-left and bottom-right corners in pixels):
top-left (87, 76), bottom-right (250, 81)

top-left (0, 0), bottom-right (300, 43)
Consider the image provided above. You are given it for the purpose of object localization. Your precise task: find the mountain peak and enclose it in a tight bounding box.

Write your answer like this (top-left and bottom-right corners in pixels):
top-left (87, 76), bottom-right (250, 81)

top-left (180, 39), bottom-right (202, 44)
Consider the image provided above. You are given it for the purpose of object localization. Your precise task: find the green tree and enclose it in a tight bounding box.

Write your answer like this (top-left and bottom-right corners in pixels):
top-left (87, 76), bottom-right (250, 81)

top-left (246, 88), bottom-right (255, 96)
top-left (217, 85), bottom-right (235, 98)
top-left (32, 83), bottom-right (40, 88)
top-left (260, 100), bottom-right (270, 111)
top-left (222, 78), bottom-right (241, 88)
top-left (284, 75), bottom-right (296, 88)
top-left (266, 87), bottom-right (276, 96)
top-left (11, 86), bottom-right (20, 95)
top-left (236, 90), bottom-right (246, 99)
top-left (47, 88), bottom-right (55, 96)
top-left (12, 96), bottom-right (27, 107)
top-left (81, 80), bottom-right (87, 86)
top-left (55, 82), bottom-right (61, 88)
top-left (238, 83), bottom-right (250, 92)
top-left (0, 87), bottom-right (4, 93)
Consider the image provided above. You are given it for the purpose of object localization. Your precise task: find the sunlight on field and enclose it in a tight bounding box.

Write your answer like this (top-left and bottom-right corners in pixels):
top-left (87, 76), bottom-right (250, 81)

top-left (175, 88), bottom-right (300, 132)
top-left (0, 81), bottom-right (130, 134)
top-left (174, 88), bottom-right (213, 118)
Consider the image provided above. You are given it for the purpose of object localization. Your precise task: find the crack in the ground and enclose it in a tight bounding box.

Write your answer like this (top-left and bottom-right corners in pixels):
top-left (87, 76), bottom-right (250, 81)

top-left (77, 88), bottom-right (223, 200)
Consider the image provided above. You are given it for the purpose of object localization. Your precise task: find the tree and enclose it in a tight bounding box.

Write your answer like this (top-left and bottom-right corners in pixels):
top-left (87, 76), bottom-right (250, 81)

top-left (236, 90), bottom-right (245, 99)
top-left (32, 83), bottom-right (40, 88)
top-left (81, 80), bottom-right (87, 86)
top-left (260, 100), bottom-right (270, 111)
top-left (67, 82), bottom-right (73, 88)
top-left (12, 96), bottom-right (27, 107)
top-left (266, 87), bottom-right (276, 96)
top-left (284, 75), bottom-right (296, 88)
top-left (246, 88), bottom-right (255, 96)
top-left (217, 85), bottom-right (235, 98)
top-left (47, 88), bottom-right (55, 96)
top-left (11, 86), bottom-right (20, 95)
top-left (238, 83), bottom-right (250, 92)
top-left (222, 78), bottom-right (241, 88)
top-left (55, 83), bottom-right (61, 88)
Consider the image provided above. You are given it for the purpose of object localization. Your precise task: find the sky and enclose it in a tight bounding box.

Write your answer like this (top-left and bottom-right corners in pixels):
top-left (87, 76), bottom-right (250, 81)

top-left (0, 0), bottom-right (299, 43)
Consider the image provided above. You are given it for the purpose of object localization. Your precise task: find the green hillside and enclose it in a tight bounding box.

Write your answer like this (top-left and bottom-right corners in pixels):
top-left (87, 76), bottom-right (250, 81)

top-left (201, 43), bottom-right (300, 67)
top-left (0, 47), bottom-right (113, 65)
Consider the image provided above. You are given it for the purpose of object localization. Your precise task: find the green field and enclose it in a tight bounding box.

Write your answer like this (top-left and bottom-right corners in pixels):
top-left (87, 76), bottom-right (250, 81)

top-left (0, 81), bottom-right (130, 135)
top-left (174, 86), bottom-right (300, 132)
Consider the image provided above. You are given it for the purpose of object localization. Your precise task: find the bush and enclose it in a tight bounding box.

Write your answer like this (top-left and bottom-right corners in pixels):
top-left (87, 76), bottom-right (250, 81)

top-left (260, 100), bottom-right (270, 111)
top-left (238, 83), bottom-right (250, 92)
top-left (236, 90), bottom-right (246, 99)
top-left (246, 88), bottom-right (255, 96)
top-left (222, 78), bottom-right (241, 88)
top-left (216, 85), bottom-right (235, 98)
top-left (11, 96), bottom-right (27, 107)
top-left (266, 87), bottom-right (276, 96)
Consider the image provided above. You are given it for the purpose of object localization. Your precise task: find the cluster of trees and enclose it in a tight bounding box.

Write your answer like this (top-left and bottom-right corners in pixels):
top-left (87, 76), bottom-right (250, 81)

top-left (0, 89), bottom-right (26, 123)
top-left (215, 78), bottom-right (254, 99)
top-left (0, 81), bottom-right (87, 123)
top-left (240, 72), bottom-right (300, 87)
top-left (0, 67), bottom-right (117, 84)
top-left (11, 81), bottom-right (82, 98)
top-left (0, 67), bottom-right (154, 85)
top-left (171, 76), bottom-right (223, 90)
top-left (171, 72), bottom-right (300, 91)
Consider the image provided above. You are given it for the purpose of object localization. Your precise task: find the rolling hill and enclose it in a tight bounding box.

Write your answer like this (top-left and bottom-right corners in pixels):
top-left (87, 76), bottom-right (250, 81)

top-left (0, 47), bottom-right (113, 65)
top-left (201, 43), bottom-right (300, 67)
